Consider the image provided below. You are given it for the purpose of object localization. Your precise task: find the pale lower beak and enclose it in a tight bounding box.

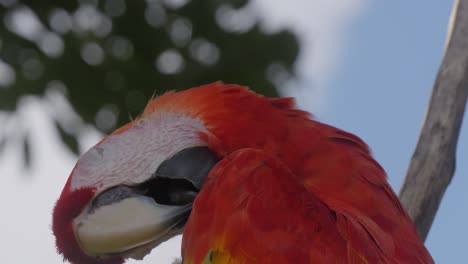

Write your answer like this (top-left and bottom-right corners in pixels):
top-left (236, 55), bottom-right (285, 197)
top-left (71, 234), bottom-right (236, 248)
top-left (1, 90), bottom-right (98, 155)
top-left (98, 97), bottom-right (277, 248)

top-left (74, 195), bottom-right (191, 259)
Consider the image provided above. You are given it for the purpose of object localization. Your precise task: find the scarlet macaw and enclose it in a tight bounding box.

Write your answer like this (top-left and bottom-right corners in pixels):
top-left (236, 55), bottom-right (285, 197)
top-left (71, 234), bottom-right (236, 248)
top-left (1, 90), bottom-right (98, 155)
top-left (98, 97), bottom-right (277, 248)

top-left (52, 83), bottom-right (434, 263)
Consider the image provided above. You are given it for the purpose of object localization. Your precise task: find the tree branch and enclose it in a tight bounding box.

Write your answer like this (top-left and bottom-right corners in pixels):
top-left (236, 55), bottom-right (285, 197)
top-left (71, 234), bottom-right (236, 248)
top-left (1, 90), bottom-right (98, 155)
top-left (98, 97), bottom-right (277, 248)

top-left (399, 0), bottom-right (468, 241)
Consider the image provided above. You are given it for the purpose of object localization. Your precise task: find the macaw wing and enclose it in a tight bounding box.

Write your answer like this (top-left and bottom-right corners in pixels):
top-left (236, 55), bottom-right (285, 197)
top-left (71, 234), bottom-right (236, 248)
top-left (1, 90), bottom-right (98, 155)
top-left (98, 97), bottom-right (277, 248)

top-left (302, 131), bottom-right (433, 264)
top-left (181, 148), bottom-right (386, 264)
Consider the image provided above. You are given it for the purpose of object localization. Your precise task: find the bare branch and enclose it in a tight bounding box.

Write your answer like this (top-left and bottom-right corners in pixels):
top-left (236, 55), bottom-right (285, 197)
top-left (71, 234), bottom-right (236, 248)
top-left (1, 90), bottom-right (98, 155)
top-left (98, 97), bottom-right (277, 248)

top-left (399, 0), bottom-right (468, 241)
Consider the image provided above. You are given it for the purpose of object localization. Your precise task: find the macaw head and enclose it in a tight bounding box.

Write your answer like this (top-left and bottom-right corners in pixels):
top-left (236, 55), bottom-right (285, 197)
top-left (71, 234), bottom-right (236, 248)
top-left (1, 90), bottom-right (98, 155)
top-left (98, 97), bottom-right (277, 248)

top-left (52, 83), bottom-right (302, 263)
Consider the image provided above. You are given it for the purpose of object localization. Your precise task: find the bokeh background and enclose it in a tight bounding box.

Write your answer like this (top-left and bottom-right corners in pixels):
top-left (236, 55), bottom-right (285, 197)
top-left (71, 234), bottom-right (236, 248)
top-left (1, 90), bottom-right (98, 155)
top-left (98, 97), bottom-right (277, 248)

top-left (0, 0), bottom-right (465, 263)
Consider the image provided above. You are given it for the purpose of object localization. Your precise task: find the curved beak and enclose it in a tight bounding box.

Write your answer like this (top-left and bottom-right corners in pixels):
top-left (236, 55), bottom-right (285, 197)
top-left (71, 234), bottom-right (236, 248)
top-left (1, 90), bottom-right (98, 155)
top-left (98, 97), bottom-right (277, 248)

top-left (72, 146), bottom-right (219, 260)
top-left (74, 195), bottom-right (191, 259)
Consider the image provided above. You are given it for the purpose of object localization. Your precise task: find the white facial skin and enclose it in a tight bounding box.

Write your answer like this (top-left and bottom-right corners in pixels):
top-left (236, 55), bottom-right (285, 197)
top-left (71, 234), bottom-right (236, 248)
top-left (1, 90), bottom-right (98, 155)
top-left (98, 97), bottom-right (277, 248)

top-left (69, 112), bottom-right (209, 259)
top-left (70, 112), bottom-right (208, 194)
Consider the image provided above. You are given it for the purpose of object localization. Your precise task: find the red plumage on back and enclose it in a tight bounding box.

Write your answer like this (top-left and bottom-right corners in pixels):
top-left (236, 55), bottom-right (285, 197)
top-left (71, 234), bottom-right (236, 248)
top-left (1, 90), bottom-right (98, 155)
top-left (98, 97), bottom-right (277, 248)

top-left (52, 82), bottom-right (433, 264)
top-left (167, 83), bottom-right (434, 263)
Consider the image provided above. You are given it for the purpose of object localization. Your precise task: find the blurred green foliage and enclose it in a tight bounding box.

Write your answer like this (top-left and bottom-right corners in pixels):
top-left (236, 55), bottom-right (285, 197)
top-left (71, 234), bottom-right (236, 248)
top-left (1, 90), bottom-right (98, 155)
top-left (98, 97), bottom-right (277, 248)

top-left (0, 0), bottom-right (299, 159)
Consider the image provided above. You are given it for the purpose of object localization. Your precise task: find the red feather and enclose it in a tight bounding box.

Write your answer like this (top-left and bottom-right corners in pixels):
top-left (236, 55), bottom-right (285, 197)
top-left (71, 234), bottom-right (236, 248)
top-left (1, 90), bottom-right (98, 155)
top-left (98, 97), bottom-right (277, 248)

top-left (153, 83), bottom-right (435, 263)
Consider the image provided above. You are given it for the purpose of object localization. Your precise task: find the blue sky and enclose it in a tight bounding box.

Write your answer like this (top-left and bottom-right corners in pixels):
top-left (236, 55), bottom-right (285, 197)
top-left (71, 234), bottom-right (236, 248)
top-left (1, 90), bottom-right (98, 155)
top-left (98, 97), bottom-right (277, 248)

top-left (0, 1), bottom-right (465, 263)
top-left (326, 2), bottom-right (466, 263)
